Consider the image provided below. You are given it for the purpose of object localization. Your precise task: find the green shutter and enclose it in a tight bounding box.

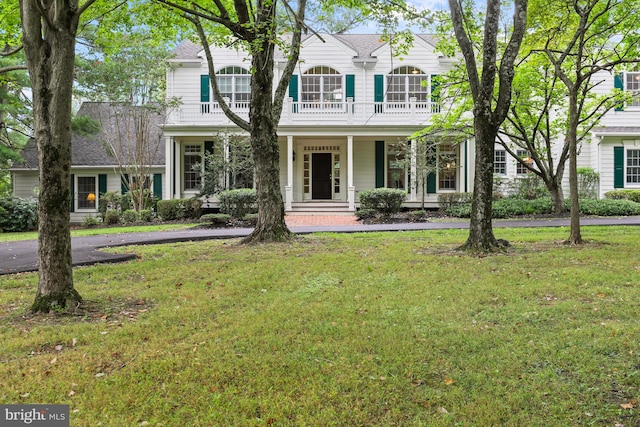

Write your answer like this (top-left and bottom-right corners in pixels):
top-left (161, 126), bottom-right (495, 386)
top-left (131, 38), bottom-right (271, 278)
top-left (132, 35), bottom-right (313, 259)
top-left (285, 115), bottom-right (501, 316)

top-left (200, 74), bottom-right (210, 103)
top-left (289, 75), bottom-right (298, 113)
top-left (153, 173), bottom-right (162, 199)
top-left (70, 174), bottom-right (75, 212)
top-left (374, 74), bottom-right (384, 113)
top-left (614, 73), bottom-right (624, 111)
top-left (121, 174), bottom-right (129, 194)
top-left (375, 141), bottom-right (385, 188)
top-left (98, 174), bottom-right (107, 207)
top-left (346, 74), bottom-right (355, 100)
top-left (427, 172), bottom-right (436, 194)
top-left (430, 74), bottom-right (440, 110)
top-left (614, 146), bottom-right (624, 188)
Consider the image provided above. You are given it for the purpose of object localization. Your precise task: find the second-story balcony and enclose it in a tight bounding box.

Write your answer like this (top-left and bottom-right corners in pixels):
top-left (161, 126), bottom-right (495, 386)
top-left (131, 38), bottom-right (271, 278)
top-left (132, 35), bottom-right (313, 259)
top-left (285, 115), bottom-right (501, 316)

top-left (166, 97), bottom-right (441, 127)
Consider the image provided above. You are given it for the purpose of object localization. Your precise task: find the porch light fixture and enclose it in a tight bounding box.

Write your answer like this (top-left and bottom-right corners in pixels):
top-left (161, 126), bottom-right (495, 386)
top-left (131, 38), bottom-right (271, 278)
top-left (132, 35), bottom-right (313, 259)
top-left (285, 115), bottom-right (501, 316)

top-left (87, 192), bottom-right (96, 202)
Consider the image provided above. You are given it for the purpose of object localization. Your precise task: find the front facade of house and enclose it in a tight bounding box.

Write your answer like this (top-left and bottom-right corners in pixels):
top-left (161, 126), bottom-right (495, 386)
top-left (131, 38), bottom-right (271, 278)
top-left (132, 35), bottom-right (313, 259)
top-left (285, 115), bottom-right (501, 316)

top-left (164, 35), bottom-right (640, 212)
top-left (163, 35), bottom-right (474, 212)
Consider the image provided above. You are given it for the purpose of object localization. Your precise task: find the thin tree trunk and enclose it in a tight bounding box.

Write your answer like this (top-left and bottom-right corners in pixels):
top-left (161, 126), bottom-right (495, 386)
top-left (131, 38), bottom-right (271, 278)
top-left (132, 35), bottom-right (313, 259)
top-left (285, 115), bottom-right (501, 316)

top-left (567, 93), bottom-right (582, 244)
top-left (21, 1), bottom-right (82, 312)
top-left (547, 179), bottom-right (566, 215)
top-left (242, 48), bottom-right (291, 243)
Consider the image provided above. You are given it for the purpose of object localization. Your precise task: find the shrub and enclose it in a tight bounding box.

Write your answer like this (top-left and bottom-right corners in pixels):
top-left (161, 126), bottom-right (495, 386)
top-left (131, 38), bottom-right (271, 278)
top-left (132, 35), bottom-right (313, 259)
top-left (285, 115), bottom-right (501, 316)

top-left (358, 188), bottom-right (406, 217)
top-left (217, 189), bottom-right (257, 219)
top-left (0, 196), bottom-right (38, 232)
top-left (406, 210), bottom-right (428, 222)
top-left (507, 175), bottom-right (548, 200)
top-left (139, 209), bottom-right (153, 222)
top-left (98, 191), bottom-right (125, 219)
top-left (355, 208), bottom-right (377, 220)
top-left (199, 213), bottom-right (231, 226)
top-left (242, 213), bottom-right (259, 226)
top-left (104, 209), bottom-right (120, 225)
top-left (576, 198), bottom-right (640, 216)
top-left (157, 198), bottom-right (202, 221)
top-left (81, 215), bottom-right (100, 227)
top-left (438, 192), bottom-right (473, 211)
top-left (604, 189), bottom-right (640, 203)
top-left (122, 209), bottom-right (139, 223)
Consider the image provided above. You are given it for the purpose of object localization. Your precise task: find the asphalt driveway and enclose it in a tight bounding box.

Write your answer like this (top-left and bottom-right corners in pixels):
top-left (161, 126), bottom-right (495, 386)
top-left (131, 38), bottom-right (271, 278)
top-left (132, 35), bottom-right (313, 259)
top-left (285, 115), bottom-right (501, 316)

top-left (2, 216), bottom-right (640, 275)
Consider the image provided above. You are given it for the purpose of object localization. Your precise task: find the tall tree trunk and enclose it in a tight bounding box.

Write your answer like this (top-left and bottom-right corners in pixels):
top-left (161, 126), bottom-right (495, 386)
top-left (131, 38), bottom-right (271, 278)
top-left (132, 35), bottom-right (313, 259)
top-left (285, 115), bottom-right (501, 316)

top-left (20, 1), bottom-right (82, 312)
top-left (242, 47), bottom-right (291, 243)
top-left (463, 117), bottom-right (499, 251)
top-left (566, 92), bottom-right (582, 244)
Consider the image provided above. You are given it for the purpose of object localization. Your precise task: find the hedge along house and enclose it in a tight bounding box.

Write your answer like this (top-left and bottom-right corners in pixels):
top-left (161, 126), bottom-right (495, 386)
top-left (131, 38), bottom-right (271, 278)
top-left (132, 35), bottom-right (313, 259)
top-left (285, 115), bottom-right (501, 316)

top-left (10, 102), bottom-right (165, 223)
top-left (163, 34), bottom-right (477, 213)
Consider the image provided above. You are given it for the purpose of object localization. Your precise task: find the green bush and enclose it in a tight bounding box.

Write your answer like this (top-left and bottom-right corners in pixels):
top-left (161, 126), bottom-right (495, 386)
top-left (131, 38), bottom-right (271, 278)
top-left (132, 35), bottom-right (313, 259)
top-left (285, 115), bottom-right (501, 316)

top-left (446, 197), bottom-right (640, 218)
top-left (437, 192), bottom-right (473, 210)
top-left (0, 197), bottom-right (38, 232)
top-left (81, 215), bottom-right (100, 227)
top-left (98, 191), bottom-right (125, 219)
top-left (507, 175), bottom-right (548, 200)
top-left (104, 209), bottom-right (120, 225)
top-left (122, 209), bottom-right (139, 223)
top-left (358, 188), bottom-right (406, 217)
top-left (139, 209), bottom-right (153, 222)
top-left (577, 167), bottom-right (600, 199)
top-left (355, 208), bottom-right (377, 220)
top-left (576, 198), bottom-right (640, 216)
top-left (199, 213), bottom-right (231, 226)
top-left (604, 189), bottom-right (640, 203)
top-left (217, 189), bottom-right (257, 219)
top-left (242, 213), bottom-right (259, 225)
top-left (157, 198), bottom-right (202, 221)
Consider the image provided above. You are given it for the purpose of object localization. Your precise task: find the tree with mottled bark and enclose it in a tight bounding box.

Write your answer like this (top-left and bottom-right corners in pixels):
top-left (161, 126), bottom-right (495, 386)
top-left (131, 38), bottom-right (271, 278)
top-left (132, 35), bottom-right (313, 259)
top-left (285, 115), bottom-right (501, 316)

top-left (448, 0), bottom-right (528, 251)
top-left (19, 0), bottom-right (103, 312)
top-left (153, 0), bottom-right (311, 243)
top-left (529, 0), bottom-right (640, 245)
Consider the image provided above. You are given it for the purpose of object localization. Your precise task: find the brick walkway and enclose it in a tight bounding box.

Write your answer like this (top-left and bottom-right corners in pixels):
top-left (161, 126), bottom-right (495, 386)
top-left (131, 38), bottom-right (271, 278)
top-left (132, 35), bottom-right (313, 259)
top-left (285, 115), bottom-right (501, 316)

top-left (285, 215), bottom-right (360, 227)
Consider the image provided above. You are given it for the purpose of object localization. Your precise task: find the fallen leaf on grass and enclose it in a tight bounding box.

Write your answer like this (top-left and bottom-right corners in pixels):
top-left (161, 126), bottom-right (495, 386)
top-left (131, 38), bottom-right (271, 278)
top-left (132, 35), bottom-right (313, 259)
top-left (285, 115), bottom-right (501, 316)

top-left (438, 407), bottom-right (449, 414)
top-left (444, 377), bottom-right (456, 385)
top-left (620, 401), bottom-right (635, 409)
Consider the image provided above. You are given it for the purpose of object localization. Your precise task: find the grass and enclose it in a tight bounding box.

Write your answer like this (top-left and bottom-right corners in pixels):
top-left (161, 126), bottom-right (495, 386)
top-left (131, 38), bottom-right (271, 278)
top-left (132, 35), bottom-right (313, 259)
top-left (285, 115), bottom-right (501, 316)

top-left (1, 226), bottom-right (639, 426)
top-left (0, 223), bottom-right (197, 242)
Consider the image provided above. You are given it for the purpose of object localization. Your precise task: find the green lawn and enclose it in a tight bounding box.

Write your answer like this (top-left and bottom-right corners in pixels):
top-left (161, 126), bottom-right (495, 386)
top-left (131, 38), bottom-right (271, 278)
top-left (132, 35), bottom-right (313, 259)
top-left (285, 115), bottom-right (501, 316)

top-left (0, 223), bottom-right (197, 242)
top-left (1, 227), bottom-right (639, 426)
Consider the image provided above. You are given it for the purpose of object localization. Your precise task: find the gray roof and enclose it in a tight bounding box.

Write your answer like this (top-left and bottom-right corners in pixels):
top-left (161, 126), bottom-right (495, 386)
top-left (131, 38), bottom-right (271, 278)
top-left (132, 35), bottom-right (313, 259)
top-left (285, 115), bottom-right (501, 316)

top-left (171, 33), bottom-right (439, 62)
top-left (13, 102), bottom-right (165, 170)
top-left (593, 126), bottom-right (640, 135)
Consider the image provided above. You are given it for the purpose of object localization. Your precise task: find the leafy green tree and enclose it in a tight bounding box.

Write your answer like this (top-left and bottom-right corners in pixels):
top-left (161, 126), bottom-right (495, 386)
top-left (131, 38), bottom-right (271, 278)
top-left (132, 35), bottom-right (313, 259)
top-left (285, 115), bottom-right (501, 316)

top-left (447, 0), bottom-right (528, 251)
top-left (529, 0), bottom-right (640, 244)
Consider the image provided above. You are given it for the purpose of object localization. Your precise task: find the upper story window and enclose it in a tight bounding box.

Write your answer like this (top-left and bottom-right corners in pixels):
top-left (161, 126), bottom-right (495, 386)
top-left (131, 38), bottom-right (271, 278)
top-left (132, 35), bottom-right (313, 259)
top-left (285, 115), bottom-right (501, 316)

top-left (387, 66), bottom-right (429, 105)
top-left (216, 66), bottom-right (251, 106)
top-left (184, 144), bottom-right (202, 191)
top-left (301, 66), bottom-right (343, 108)
top-left (625, 72), bottom-right (640, 107)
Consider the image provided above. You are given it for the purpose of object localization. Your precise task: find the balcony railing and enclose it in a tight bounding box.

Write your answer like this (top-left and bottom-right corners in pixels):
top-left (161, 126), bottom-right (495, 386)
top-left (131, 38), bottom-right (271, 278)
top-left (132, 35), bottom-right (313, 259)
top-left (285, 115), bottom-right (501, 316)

top-left (167, 97), bottom-right (441, 126)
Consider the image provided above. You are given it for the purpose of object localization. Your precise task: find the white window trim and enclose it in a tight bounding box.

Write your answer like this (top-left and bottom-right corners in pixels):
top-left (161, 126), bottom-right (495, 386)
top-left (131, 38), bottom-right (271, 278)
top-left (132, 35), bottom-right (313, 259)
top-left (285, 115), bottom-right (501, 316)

top-left (183, 144), bottom-right (203, 193)
top-left (76, 175), bottom-right (98, 212)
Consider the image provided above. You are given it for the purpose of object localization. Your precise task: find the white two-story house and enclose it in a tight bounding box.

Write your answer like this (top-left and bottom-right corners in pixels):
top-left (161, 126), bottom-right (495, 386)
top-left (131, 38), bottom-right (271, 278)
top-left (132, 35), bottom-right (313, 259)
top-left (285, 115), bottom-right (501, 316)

top-left (163, 34), bottom-right (473, 213)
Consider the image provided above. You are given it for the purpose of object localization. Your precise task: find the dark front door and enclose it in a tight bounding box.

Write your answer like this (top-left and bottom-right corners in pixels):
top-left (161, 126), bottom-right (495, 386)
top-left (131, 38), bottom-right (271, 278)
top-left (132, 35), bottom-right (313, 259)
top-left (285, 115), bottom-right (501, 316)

top-left (312, 153), bottom-right (332, 200)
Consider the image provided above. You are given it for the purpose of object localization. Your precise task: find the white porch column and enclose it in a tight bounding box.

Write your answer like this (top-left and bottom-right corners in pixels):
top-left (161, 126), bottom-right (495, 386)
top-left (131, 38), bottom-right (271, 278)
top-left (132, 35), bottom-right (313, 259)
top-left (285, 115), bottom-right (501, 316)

top-left (285, 135), bottom-right (293, 211)
top-left (410, 139), bottom-right (417, 201)
top-left (347, 135), bottom-right (355, 211)
top-left (164, 136), bottom-right (173, 199)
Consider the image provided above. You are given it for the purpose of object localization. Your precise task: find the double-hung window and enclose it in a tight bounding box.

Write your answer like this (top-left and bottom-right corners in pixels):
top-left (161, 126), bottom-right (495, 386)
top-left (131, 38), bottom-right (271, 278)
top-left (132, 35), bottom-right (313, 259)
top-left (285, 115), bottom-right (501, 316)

top-left (494, 149), bottom-right (506, 175)
top-left (627, 149), bottom-right (640, 184)
top-left (625, 72), bottom-right (640, 107)
top-left (387, 66), bottom-right (429, 107)
top-left (301, 66), bottom-right (343, 109)
top-left (438, 143), bottom-right (457, 190)
top-left (184, 145), bottom-right (202, 191)
top-left (516, 149), bottom-right (531, 175)
top-left (216, 66), bottom-right (251, 108)
top-left (77, 176), bottom-right (97, 210)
